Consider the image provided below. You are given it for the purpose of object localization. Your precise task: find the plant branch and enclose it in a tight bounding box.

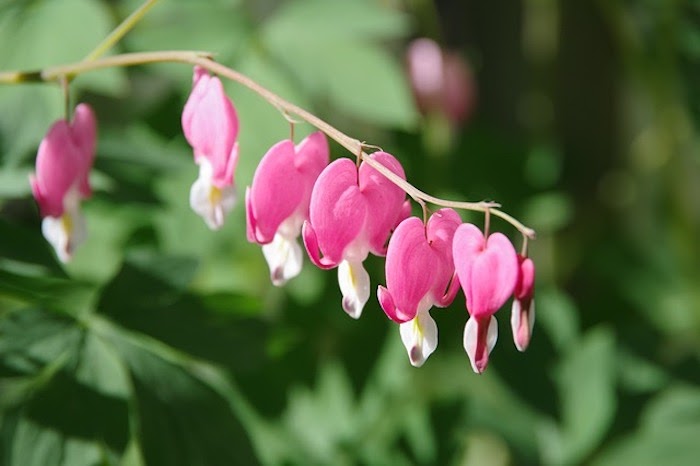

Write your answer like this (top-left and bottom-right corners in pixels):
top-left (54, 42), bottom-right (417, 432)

top-left (84, 0), bottom-right (162, 62)
top-left (0, 51), bottom-right (535, 239)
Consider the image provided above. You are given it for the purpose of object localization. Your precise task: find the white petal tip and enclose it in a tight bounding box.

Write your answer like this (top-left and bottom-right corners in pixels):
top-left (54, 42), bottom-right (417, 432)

top-left (400, 311), bottom-right (438, 368)
top-left (464, 316), bottom-right (498, 374)
top-left (262, 234), bottom-right (303, 287)
top-left (409, 346), bottom-right (426, 367)
top-left (338, 260), bottom-right (370, 320)
top-left (190, 170), bottom-right (236, 230)
top-left (42, 208), bottom-right (86, 264)
top-left (511, 299), bottom-right (535, 352)
top-left (342, 296), bottom-right (363, 319)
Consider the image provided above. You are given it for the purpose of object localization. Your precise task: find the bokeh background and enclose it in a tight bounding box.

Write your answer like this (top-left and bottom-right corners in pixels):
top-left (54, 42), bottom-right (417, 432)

top-left (1, 0), bottom-right (699, 464)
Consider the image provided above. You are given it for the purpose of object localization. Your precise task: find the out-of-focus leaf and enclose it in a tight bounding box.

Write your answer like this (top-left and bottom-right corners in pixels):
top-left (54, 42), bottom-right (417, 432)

top-left (536, 288), bottom-right (580, 351)
top-left (97, 251), bottom-right (267, 372)
top-left (284, 361), bottom-right (356, 463)
top-left (522, 192), bottom-right (574, 233)
top-left (261, 0), bottom-right (417, 129)
top-left (617, 351), bottom-right (669, 393)
top-left (120, 0), bottom-right (248, 85)
top-left (0, 219), bottom-right (64, 274)
top-left (263, 0), bottom-right (408, 44)
top-left (0, 86), bottom-right (61, 167)
top-left (0, 167), bottom-right (32, 198)
top-left (592, 385), bottom-right (700, 466)
top-left (546, 327), bottom-right (616, 465)
top-left (74, 332), bottom-right (131, 399)
top-left (0, 0), bottom-right (127, 94)
top-left (0, 267), bottom-right (97, 318)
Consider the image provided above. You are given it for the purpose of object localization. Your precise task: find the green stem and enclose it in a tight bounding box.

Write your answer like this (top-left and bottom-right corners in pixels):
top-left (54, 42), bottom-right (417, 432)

top-left (84, 0), bottom-right (162, 62)
top-left (0, 50), bottom-right (536, 239)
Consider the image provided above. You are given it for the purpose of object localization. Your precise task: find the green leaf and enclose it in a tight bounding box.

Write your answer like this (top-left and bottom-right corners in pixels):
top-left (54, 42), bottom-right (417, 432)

top-left (0, 0), bottom-right (127, 94)
top-left (536, 288), bottom-right (580, 352)
top-left (592, 385), bottom-right (700, 466)
top-left (547, 327), bottom-right (617, 465)
top-left (262, 0), bottom-right (408, 45)
top-left (96, 252), bottom-right (266, 372)
top-left (522, 192), bottom-right (574, 233)
top-left (0, 267), bottom-right (97, 318)
top-left (105, 330), bottom-right (259, 466)
top-left (261, 0), bottom-right (417, 129)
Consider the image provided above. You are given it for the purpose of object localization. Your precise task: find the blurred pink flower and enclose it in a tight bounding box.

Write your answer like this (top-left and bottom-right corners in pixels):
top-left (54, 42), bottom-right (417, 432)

top-left (182, 66), bottom-right (239, 230)
top-left (303, 151), bottom-right (409, 319)
top-left (406, 38), bottom-right (476, 125)
top-left (453, 223), bottom-right (518, 373)
top-left (246, 132), bottom-right (329, 286)
top-left (30, 103), bottom-right (97, 262)
top-left (378, 208), bottom-right (462, 366)
top-left (511, 254), bottom-right (536, 351)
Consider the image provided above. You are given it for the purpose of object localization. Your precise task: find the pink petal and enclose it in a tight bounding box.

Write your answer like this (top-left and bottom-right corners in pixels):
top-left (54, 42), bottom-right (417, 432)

top-left (32, 121), bottom-right (83, 217)
top-left (380, 209), bottom-right (461, 322)
top-left (294, 131), bottom-right (330, 175)
top-left (306, 158), bottom-right (366, 266)
top-left (453, 224), bottom-right (518, 318)
top-left (466, 233), bottom-right (518, 317)
top-left (514, 255), bottom-right (535, 301)
top-left (377, 285), bottom-right (398, 321)
top-left (382, 217), bottom-right (436, 322)
top-left (71, 103), bottom-right (97, 198)
top-left (182, 69), bottom-right (239, 184)
top-left (247, 133), bottom-right (329, 245)
top-left (247, 140), bottom-right (302, 243)
top-left (359, 152), bottom-right (407, 255)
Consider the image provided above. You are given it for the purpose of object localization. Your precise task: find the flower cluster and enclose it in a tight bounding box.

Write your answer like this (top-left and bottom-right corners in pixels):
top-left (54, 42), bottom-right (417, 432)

top-left (30, 67), bottom-right (535, 373)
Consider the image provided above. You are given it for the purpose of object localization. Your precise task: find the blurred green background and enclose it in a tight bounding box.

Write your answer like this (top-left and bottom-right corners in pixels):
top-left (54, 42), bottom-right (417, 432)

top-left (1, 0), bottom-right (699, 464)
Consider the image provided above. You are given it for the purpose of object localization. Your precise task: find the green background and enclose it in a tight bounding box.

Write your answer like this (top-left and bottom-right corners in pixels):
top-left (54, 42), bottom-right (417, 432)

top-left (1, 0), bottom-right (699, 464)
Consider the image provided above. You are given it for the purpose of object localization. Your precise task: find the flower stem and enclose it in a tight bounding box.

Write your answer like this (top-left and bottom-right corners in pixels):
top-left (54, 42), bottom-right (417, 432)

top-left (83, 0), bottom-right (162, 62)
top-left (0, 50), bottom-right (535, 239)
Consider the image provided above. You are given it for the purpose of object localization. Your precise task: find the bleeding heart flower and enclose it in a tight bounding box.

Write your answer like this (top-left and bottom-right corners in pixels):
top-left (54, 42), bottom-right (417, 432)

top-left (453, 223), bottom-right (518, 373)
top-left (246, 132), bottom-right (329, 286)
top-left (182, 66), bottom-right (239, 230)
top-left (378, 208), bottom-right (462, 366)
top-left (30, 103), bottom-right (97, 263)
top-left (303, 151), bottom-right (409, 319)
top-left (511, 254), bottom-right (535, 351)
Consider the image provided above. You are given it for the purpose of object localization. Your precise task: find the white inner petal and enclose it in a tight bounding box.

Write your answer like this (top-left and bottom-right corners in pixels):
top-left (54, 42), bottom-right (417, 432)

top-left (262, 232), bottom-right (303, 287)
top-left (190, 161), bottom-right (236, 230)
top-left (41, 199), bottom-right (86, 263)
top-left (510, 299), bottom-right (536, 352)
top-left (337, 259), bottom-right (370, 319)
top-left (399, 308), bottom-right (438, 367)
top-left (463, 315), bottom-right (498, 374)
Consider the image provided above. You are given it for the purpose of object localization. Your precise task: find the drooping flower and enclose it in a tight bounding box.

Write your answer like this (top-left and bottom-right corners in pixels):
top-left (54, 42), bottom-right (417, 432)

top-left (303, 151), bottom-right (409, 319)
top-left (377, 208), bottom-right (462, 366)
top-left (182, 66), bottom-right (239, 230)
top-left (453, 223), bottom-right (518, 373)
top-left (406, 37), bottom-right (476, 126)
top-left (511, 254), bottom-right (535, 351)
top-left (30, 103), bottom-right (97, 263)
top-left (246, 132), bottom-right (329, 286)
